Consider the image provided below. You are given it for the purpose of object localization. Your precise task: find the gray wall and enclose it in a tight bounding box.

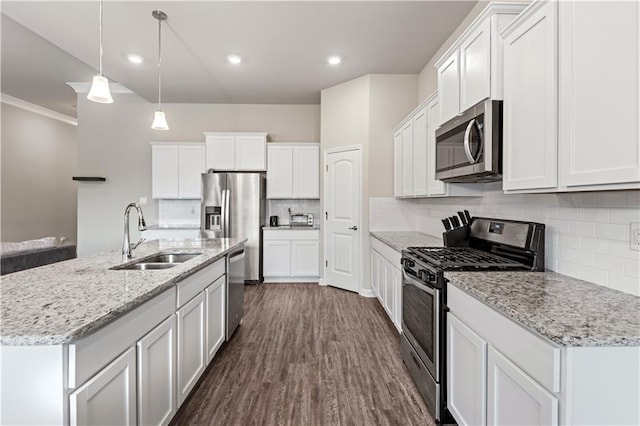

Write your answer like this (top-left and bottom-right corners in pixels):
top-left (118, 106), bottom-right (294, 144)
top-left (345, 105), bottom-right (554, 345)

top-left (76, 92), bottom-right (320, 255)
top-left (1, 103), bottom-right (77, 242)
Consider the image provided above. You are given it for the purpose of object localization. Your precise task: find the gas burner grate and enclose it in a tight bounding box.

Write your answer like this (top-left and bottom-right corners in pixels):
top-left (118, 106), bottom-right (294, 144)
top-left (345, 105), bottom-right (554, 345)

top-left (406, 247), bottom-right (528, 270)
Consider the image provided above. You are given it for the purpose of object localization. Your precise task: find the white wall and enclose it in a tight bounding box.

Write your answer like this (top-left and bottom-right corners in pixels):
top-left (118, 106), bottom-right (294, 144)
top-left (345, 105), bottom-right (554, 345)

top-left (370, 189), bottom-right (640, 297)
top-left (76, 92), bottom-right (320, 255)
top-left (1, 103), bottom-right (77, 243)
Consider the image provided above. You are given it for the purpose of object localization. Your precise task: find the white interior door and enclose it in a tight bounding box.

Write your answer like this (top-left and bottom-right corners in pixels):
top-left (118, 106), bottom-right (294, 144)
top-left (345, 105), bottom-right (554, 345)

top-left (324, 148), bottom-right (361, 293)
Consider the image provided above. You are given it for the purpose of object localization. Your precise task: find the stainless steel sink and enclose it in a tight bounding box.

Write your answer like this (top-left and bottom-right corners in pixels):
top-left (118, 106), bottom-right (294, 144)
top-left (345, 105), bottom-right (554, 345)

top-left (111, 253), bottom-right (202, 270)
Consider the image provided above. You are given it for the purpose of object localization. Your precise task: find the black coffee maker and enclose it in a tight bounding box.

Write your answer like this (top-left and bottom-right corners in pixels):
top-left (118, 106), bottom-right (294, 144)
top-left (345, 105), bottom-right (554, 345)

top-left (269, 216), bottom-right (278, 227)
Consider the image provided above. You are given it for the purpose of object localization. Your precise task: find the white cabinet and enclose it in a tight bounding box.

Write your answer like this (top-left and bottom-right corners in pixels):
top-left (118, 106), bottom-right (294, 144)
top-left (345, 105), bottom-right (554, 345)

top-left (370, 236), bottom-right (402, 332)
top-left (267, 143), bottom-right (320, 199)
top-left (558, 0), bottom-right (640, 188)
top-left (502, 0), bottom-right (640, 193)
top-left (204, 132), bottom-right (268, 171)
top-left (205, 275), bottom-right (226, 364)
top-left (69, 347), bottom-right (137, 426)
top-left (447, 313), bottom-right (487, 426)
top-left (263, 229), bottom-right (320, 281)
top-left (393, 92), bottom-right (479, 199)
top-left (393, 131), bottom-right (403, 197)
top-left (176, 292), bottom-right (206, 405)
top-left (487, 346), bottom-right (558, 426)
top-left (151, 142), bottom-right (205, 199)
top-left (435, 3), bottom-right (528, 125)
top-left (137, 316), bottom-right (177, 426)
top-left (502, 0), bottom-right (558, 191)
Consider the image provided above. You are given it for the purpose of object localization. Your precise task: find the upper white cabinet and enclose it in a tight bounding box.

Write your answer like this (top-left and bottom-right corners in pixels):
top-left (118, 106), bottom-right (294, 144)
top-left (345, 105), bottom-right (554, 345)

top-left (204, 132), bottom-right (268, 171)
top-left (151, 142), bottom-right (205, 199)
top-left (502, 0), bottom-right (640, 193)
top-left (267, 143), bottom-right (320, 199)
top-left (393, 92), bottom-right (479, 199)
top-left (435, 3), bottom-right (528, 125)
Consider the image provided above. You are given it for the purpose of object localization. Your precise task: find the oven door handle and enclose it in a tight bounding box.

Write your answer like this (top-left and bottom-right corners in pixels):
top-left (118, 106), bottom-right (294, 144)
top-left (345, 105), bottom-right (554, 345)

top-left (402, 269), bottom-right (436, 295)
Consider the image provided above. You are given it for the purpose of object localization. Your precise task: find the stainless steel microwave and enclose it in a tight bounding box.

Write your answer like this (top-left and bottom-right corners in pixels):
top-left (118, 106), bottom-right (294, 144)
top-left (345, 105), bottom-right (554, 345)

top-left (435, 99), bottom-right (503, 182)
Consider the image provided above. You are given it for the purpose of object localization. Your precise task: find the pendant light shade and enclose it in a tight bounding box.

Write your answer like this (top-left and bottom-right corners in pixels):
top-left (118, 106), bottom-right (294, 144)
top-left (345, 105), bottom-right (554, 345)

top-left (88, 0), bottom-right (113, 104)
top-left (151, 111), bottom-right (169, 130)
top-left (87, 75), bottom-right (113, 103)
top-left (151, 10), bottom-right (169, 130)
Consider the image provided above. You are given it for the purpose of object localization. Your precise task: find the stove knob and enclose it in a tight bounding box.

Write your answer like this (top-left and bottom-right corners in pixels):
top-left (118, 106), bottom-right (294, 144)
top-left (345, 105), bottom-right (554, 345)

top-left (406, 260), bottom-right (415, 267)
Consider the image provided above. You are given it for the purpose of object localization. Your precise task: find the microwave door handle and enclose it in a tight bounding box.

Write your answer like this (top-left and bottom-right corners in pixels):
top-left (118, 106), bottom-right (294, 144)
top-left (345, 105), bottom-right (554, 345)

top-left (463, 119), bottom-right (477, 164)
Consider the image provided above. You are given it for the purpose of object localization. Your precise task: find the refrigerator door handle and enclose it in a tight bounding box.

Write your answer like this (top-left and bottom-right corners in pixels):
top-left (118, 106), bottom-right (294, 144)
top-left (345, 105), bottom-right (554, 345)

top-left (223, 189), bottom-right (231, 237)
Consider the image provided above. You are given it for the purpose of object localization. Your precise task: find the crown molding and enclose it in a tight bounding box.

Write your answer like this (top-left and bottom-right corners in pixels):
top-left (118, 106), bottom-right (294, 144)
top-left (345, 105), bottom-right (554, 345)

top-left (1, 94), bottom-right (77, 126)
top-left (66, 81), bottom-right (134, 94)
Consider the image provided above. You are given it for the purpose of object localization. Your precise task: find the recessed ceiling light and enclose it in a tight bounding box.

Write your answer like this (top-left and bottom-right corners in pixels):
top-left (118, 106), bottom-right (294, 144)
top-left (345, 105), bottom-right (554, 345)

top-left (127, 54), bottom-right (143, 64)
top-left (228, 55), bottom-right (242, 65)
top-left (328, 56), bottom-right (342, 65)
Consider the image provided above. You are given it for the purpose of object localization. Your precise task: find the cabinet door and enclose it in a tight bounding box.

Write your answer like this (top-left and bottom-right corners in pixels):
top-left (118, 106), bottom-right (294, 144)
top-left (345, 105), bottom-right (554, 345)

top-left (291, 240), bottom-right (320, 276)
top-left (370, 250), bottom-right (379, 298)
top-left (267, 145), bottom-right (293, 199)
top-left (487, 346), bottom-right (558, 425)
top-left (447, 313), bottom-right (487, 426)
top-left (293, 145), bottom-right (320, 199)
top-left (460, 19), bottom-right (492, 111)
top-left (179, 145), bottom-right (205, 199)
top-left (437, 52), bottom-right (461, 125)
top-left (559, 1), bottom-right (640, 187)
top-left (393, 130), bottom-right (403, 197)
top-left (236, 135), bottom-right (266, 170)
top-left (176, 293), bottom-right (206, 406)
top-left (205, 275), bottom-right (226, 364)
top-left (376, 251), bottom-right (385, 306)
top-left (206, 135), bottom-right (236, 171)
top-left (392, 265), bottom-right (402, 331)
top-left (503, 1), bottom-right (558, 191)
top-left (137, 316), bottom-right (177, 426)
top-left (263, 240), bottom-right (291, 276)
top-left (152, 145), bottom-right (179, 199)
top-left (412, 107), bottom-right (428, 197)
top-left (427, 97), bottom-right (447, 196)
top-left (70, 347), bottom-right (136, 426)
top-left (402, 121), bottom-right (414, 197)
top-left (384, 259), bottom-right (394, 319)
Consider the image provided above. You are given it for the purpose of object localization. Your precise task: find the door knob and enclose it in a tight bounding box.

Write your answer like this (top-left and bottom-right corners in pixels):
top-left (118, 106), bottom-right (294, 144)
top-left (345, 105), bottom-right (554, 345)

top-left (348, 225), bottom-right (358, 231)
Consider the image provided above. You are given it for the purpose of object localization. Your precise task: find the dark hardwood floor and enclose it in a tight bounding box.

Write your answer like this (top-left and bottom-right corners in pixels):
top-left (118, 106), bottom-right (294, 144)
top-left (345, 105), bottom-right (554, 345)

top-left (171, 283), bottom-right (433, 426)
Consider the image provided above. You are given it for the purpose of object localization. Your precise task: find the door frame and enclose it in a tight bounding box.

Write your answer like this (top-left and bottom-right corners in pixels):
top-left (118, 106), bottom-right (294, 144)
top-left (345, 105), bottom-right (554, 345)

top-left (320, 145), bottom-right (363, 294)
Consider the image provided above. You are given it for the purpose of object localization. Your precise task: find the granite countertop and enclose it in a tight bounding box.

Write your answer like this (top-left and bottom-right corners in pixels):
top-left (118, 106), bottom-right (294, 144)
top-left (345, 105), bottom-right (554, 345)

top-left (0, 238), bottom-right (246, 346)
top-left (446, 271), bottom-right (640, 347)
top-left (370, 231), bottom-right (443, 252)
top-left (145, 224), bottom-right (200, 230)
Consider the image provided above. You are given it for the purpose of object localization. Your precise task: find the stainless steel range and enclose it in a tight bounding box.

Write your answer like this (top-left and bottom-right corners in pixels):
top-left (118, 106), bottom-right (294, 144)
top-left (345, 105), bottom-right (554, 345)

top-left (400, 215), bottom-right (545, 423)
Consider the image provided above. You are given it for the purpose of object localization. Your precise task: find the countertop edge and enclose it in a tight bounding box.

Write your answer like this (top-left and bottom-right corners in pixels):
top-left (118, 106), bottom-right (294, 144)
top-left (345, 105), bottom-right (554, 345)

top-left (0, 239), bottom-right (247, 346)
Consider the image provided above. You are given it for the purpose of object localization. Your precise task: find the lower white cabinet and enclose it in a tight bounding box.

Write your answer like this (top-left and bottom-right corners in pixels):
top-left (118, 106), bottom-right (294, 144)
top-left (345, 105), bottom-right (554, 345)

top-left (487, 346), bottom-right (558, 426)
top-left (176, 292), bottom-right (206, 405)
top-left (447, 314), bottom-right (487, 426)
top-left (370, 237), bottom-right (402, 332)
top-left (263, 229), bottom-right (320, 282)
top-left (205, 275), bottom-right (226, 364)
top-left (69, 347), bottom-right (137, 426)
top-left (137, 316), bottom-right (177, 426)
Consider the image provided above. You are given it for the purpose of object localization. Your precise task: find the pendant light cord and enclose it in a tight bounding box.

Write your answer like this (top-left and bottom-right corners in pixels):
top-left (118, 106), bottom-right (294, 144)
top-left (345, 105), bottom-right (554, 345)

top-left (98, 0), bottom-right (103, 76)
top-left (157, 14), bottom-right (162, 109)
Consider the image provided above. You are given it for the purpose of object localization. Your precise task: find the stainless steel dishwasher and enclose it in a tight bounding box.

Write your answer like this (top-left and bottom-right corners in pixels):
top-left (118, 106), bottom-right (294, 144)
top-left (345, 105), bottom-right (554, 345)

top-left (226, 248), bottom-right (245, 340)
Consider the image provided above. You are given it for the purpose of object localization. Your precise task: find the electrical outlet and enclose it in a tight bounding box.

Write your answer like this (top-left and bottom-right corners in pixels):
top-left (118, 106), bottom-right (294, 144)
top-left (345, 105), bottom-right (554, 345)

top-left (631, 222), bottom-right (640, 251)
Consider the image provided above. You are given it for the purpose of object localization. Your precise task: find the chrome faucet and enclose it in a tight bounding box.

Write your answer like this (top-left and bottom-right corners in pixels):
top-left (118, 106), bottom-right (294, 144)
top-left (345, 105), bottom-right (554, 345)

top-left (122, 203), bottom-right (147, 261)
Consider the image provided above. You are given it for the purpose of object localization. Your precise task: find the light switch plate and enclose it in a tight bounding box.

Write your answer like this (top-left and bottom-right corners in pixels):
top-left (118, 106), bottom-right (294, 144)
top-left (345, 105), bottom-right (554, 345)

top-left (631, 222), bottom-right (640, 251)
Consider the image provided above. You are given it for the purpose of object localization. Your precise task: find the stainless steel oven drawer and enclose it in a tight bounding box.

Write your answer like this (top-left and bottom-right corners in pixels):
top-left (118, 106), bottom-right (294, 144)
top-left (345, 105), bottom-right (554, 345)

top-left (401, 334), bottom-right (440, 421)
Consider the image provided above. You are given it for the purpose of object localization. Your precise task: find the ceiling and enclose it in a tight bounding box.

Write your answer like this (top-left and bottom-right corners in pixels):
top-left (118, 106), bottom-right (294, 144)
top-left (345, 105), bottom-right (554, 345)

top-left (1, 1), bottom-right (476, 117)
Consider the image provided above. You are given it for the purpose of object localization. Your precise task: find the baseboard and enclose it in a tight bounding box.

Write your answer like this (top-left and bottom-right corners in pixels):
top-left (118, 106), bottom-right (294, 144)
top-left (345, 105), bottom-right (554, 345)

top-left (318, 279), bottom-right (328, 286)
top-left (359, 288), bottom-right (376, 298)
top-left (263, 277), bottom-right (319, 283)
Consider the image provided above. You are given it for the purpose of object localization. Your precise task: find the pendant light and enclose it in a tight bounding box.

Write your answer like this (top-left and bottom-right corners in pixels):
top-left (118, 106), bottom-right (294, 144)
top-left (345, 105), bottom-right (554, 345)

top-left (151, 10), bottom-right (169, 130)
top-left (87, 0), bottom-right (113, 103)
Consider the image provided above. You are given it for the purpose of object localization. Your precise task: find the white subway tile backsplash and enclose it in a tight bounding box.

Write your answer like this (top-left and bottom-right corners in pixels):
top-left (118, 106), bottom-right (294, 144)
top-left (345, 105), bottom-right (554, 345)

top-left (370, 190), bottom-right (640, 296)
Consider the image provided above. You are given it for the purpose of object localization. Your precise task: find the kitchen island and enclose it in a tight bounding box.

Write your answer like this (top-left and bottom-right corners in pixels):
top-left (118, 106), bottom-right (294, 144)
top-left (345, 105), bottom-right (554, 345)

top-left (1, 237), bottom-right (246, 425)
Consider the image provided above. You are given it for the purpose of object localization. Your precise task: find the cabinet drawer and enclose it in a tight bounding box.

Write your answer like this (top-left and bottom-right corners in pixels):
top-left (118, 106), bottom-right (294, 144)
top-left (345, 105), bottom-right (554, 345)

top-left (447, 284), bottom-right (560, 392)
top-left (69, 287), bottom-right (176, 389)
top-left (263, 229), bottom-right (319, 241)
top-left (177, 258), bottom-right (225, 308)
top-left (370, 237), bottom-right (402, 268)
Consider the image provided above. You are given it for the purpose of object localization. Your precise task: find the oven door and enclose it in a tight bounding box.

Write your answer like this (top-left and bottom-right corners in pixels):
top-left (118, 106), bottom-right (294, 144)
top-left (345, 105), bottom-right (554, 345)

top-left (402, 269), bottom-right (440, 380)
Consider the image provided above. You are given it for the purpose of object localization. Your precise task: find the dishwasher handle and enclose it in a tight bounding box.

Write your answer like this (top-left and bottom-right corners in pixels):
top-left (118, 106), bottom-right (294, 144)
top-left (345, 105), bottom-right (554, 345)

top-left (228, 249), bottom-right (245, 262)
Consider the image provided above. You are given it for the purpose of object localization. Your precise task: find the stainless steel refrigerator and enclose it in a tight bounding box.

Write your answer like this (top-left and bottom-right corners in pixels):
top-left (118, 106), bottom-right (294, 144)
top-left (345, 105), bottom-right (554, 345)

top-left (201, 171), bottom-right (266, 283)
